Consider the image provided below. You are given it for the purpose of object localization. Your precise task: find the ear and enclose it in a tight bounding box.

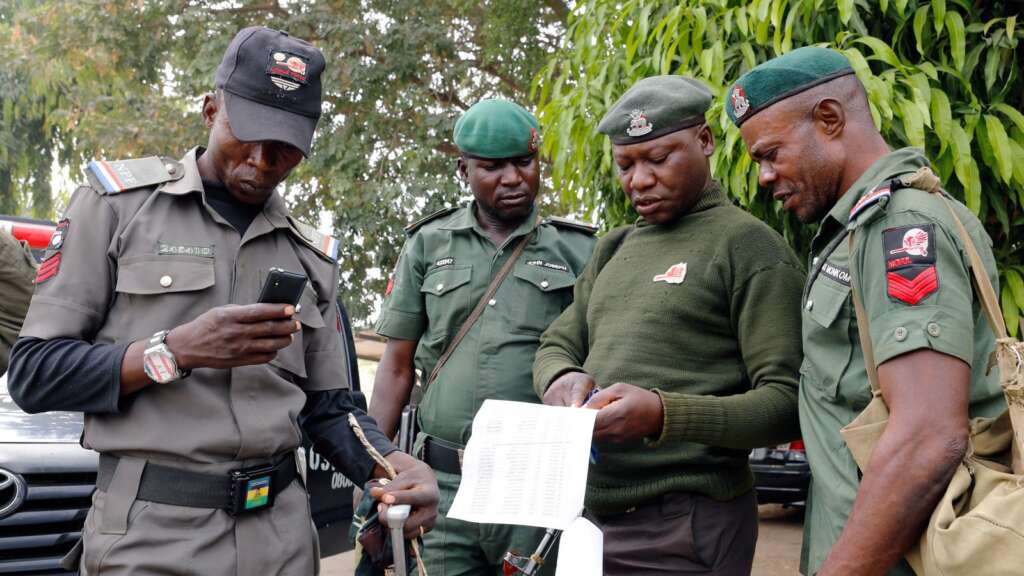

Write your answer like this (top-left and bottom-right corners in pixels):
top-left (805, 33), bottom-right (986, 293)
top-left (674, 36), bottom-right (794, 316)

top-left (812, 98), bottom-right (845, 139)
top-left (456, 157), bottom-right (469, 182)
top-left (696, 123), bottom-right (716, 157)
top-left (201, 93), bottom-right (218, 129)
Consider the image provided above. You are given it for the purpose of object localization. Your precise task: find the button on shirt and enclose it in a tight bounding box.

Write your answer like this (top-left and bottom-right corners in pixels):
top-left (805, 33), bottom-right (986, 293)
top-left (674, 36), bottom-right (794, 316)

top-left (798, 148), bottom-right (1006, 575)
top-left (375, 204), bottom-right (596, 445)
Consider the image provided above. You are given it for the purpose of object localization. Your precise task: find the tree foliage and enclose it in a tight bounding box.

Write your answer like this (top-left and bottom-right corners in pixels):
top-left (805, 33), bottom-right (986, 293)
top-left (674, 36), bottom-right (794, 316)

top-left (536, 0), bottom-right (1024, 333)
top-left (0, 0), bottom-right (565, 322)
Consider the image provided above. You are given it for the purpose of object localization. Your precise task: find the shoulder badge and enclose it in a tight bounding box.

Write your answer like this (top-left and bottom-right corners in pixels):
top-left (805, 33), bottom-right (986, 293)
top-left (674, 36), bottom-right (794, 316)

top-left (287, 215), bottom-right (340, 262)
top-left (543, 215), bottom-right (598, 235)
top-left (404, 206), bottom-right (458, 236)
top-left (86, 156), bottom-right (184, 195)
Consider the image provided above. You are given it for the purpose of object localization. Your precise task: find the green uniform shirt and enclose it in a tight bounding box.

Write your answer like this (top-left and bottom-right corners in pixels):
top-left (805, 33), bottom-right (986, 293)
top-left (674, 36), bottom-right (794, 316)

top-left (799, 148), bottom-right (1006, 575)
top-left (375, 203), bottom-right (596, 445)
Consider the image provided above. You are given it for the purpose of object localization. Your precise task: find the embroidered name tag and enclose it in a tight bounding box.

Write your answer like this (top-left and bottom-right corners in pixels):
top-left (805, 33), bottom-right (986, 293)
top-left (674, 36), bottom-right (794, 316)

top-left (158, 243), bottom-right (215, 258)
top-left (434, 257), bottom-right (455, 268)
top-left (820, 261), bottom-right (851, 286)
top-left (526, 259), bottom-right (569, 272)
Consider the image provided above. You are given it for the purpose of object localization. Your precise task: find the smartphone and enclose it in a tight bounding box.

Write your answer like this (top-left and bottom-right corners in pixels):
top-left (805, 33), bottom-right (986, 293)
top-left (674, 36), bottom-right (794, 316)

top-left (258, 268), bottom-right (308, 306)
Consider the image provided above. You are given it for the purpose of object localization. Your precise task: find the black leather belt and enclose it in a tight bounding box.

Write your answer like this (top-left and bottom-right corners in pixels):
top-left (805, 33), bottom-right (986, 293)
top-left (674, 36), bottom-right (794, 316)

top-left (98, 453), bottom-right (297, 516)
top-left (422, 436), bottom-right (463, 475)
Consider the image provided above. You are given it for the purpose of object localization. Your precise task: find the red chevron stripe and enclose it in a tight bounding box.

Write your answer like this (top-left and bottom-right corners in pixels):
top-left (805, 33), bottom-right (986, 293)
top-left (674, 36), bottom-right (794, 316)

top-left (887, 267), bottom-right (937, 305)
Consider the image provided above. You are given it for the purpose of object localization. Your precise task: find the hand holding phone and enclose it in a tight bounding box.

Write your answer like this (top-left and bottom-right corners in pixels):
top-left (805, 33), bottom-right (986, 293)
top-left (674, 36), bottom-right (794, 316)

top-left (258, 268), bottom-right (308, 307)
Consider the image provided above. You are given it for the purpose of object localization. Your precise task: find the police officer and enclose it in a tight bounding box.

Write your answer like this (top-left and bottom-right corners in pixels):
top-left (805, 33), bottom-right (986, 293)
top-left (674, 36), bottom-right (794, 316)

top-left (370, 99), bottom-right (597, 575)
top-left (8, 27), bottom-right (437, 575)
top-left (0, 231), bottom-right (35, 375)
top-left (727, 47), bottom-right (1005, 576)
top-left (535, 76), bottom-right (804, 575)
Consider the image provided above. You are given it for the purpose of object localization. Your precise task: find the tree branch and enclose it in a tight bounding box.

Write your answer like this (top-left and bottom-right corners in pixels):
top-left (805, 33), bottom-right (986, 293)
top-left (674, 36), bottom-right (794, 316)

top-left (209, 2), bottom-right (290, 19)
top-left (543, 0), bottom-right (570, 20)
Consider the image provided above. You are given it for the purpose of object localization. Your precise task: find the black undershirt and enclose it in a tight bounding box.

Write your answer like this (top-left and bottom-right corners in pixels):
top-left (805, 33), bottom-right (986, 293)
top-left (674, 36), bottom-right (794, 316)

top-left (201, 179), bottom-right (264, 235)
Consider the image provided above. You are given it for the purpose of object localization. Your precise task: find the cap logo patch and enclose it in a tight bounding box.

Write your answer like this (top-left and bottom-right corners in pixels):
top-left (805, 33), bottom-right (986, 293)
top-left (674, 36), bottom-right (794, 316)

top-left (528, 128), bottom-right (541, 154)
top-left (626, 109), bottom-right (653, 137)
top-left (266, 50), bottom-right (309, 92)
top-left (731, 85), bottom-right (750, 118)
top-left (653, 262), bottom-right (687, 284)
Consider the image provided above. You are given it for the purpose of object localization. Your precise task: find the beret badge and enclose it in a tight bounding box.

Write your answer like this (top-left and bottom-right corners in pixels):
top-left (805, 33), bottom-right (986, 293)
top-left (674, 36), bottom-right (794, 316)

top-left (731, 85), bottom-right (750, 118)
top-left (626, 109), bottom-right (653, 137)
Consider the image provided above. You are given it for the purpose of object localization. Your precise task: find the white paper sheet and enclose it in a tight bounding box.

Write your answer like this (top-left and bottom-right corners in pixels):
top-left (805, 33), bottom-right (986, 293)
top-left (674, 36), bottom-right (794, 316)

top-left (447, 399), bottom-right (597, 530)
top-left (555, 516), bottom-right (603, 576)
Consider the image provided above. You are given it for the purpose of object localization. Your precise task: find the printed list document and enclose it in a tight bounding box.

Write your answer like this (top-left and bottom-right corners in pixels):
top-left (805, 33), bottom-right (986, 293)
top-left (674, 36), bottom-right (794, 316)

top-left (447, 399), bottom-right (597, 530)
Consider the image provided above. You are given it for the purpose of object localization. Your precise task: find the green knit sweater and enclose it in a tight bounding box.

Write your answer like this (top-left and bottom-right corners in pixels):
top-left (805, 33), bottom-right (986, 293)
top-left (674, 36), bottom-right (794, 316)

top-left (533, 183), bottom-right (805, 514)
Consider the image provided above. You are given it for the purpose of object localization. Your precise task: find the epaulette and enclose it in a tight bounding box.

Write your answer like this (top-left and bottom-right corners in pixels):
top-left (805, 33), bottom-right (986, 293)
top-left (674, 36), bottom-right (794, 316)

top-left (848, 182), bottom-right (893, 225)
top-left (848, 167), bottom-right (943, 227)
top-left (543, 215), bottom-right (598, 235)
top-left (404, 206), bottom-right (458, 236)
top-left (85, 156), bottom-right (184, 195)
top-left (287, 215), bottom-right (340, 262)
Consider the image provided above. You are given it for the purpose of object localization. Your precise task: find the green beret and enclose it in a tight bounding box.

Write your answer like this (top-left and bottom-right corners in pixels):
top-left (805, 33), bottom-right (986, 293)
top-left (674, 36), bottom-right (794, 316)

top-left (726, 46), bottom-right (855, 126)
top-left (598, 76), bottom-right (712, 145)
top-left (453, 99), bottom-right (541, 159)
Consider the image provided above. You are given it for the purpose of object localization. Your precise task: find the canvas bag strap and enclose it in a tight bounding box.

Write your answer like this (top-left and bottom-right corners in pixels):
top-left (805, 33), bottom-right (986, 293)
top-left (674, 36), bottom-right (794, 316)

top-left (848, 166), bottom-right (1008, 395)
top-left (424, 224), bottom-right (537, 390)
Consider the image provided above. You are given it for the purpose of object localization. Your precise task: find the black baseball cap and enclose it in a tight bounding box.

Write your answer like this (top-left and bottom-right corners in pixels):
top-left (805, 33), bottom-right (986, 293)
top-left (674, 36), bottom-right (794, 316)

top-left (214, 26), bottom-right (325, 156)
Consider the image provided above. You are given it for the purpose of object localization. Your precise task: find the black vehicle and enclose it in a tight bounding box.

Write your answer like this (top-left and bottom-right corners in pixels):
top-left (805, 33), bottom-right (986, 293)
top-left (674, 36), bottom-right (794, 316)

top-left (749, 439), bottom-right (811, 506)
top-left (0, 217), bottom-right (361, 574)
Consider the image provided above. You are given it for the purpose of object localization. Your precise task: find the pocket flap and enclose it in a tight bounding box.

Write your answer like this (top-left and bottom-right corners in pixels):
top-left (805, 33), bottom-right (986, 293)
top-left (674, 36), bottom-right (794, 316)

top-left (298, 285), bottom-right (325, 328)
top-left (513, 264), bottom-right (576, 292)
top-left (420, 265), bottom-right (472, 296)
top-left (116, 256), bottom-right (215, 295)
top-left (808, 280), bottom-right (849, 328)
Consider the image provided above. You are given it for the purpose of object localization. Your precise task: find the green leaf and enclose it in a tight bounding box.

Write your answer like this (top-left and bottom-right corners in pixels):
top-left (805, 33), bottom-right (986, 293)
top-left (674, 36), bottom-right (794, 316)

top-left (984, 48), bottom-right (1001, 93)
top-left (894, 0), bottom-right (910, 16)
top-left (913, 5), bottom-right (930, 56)
top-left (991, 102), bottom-right (1024, 135)
top-left (898, 96), bottom-right (926, 147)
top-left (1002, 284), bottom-right (1020, 338)
top-left (946, 11), bottom-right (966, 72)
top-left (985, 114), bottom-right (1014, 183)
top-left (838, 0), bottom-right (854, 24)
top-left (854, 36), bottom-right (902, 68)
top-left (740, 42), bottom-right (757, 69)
top-left (1009, 15), bottom-right (1018, 48)
top-left (931, 0), bottom-right (946, 34)
top-left (1007, 269), bottom-right (1024, 306)
top-left (931, 89), bottom-right (953, 142)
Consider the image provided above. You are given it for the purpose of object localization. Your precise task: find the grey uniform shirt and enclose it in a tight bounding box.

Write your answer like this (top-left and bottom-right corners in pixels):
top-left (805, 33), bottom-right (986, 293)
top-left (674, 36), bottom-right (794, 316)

top-left (20, 147), bottom-right (349, 468)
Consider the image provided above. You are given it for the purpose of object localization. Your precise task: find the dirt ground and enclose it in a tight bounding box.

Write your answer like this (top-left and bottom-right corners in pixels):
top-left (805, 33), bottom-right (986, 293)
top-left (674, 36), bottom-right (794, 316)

top-left (321, 504), bottom-right (804, 575)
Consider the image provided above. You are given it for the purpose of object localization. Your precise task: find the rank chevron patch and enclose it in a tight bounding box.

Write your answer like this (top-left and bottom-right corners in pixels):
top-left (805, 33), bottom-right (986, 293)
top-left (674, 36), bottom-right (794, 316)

top-left (886, 267), bottom-right (938, 305)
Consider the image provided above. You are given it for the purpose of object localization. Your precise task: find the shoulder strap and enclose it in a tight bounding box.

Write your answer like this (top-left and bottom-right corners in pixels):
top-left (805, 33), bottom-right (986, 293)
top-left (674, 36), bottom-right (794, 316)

top-left (848, 166), bottom-right (1007, 395)
top-left (86, 156), bottom-right (183, 195)
top-left (405, 206), bottom-right (459, 236)
top-left (424, 223), bottom-right (537, 390)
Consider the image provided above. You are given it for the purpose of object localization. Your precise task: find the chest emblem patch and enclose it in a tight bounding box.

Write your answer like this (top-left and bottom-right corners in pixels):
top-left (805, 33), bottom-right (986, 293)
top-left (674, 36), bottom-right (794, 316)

top-left (653, 262), bottom-right (687, 285)
top-left (884, 224), bottom-right (938, 305)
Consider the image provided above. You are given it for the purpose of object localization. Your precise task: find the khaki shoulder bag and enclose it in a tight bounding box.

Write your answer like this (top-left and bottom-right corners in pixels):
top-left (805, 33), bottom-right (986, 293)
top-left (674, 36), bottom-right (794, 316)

top-left (841, 166), bottom-right (1024, 575)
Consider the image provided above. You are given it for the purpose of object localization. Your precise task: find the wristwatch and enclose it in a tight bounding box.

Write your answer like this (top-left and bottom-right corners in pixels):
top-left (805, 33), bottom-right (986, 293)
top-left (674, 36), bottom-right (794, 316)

top-left (142, 330), bottom-right (190, 384)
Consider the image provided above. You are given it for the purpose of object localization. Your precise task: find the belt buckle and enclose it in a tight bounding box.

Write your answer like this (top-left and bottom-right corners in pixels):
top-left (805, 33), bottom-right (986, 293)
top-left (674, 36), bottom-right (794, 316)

top-left (229, 463), bottom-right (277, 516)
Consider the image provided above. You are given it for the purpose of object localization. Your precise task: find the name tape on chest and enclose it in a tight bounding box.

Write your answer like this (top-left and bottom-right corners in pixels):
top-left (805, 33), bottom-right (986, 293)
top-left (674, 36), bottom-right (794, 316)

top-left (526, 259), bottom-right (569, 272)
top-left (158, 243), bottom-right (215, 259)
top-left (820, 260), bottom-right (851, 286)
top-left (434, 257), bottom-right (455, 268)
top-left (883, 223), bottom-right (938, 305)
